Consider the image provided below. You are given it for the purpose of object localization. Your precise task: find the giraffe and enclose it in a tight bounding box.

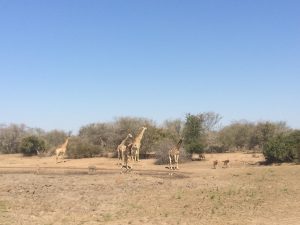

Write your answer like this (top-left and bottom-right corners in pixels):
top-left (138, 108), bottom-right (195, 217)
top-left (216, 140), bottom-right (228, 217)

top-left (116, 133), bottom-right (133, 165)
top-left (122, 144), bottom-right (133, 170)
top-left (131, 127), bottom-right (147, 162)
top-left (168, 138), bottom-right (183, 170)
top-left (55, 137), bottom-right (69, 163)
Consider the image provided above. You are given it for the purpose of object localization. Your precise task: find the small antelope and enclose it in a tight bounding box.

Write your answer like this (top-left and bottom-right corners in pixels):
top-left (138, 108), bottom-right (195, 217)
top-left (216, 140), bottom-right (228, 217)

top-left (222, 160), bottom-right (230, 168)
top-left (212, 160), bottom-right (218, 169)
top-left (88, 165), bottom-right (97, 174)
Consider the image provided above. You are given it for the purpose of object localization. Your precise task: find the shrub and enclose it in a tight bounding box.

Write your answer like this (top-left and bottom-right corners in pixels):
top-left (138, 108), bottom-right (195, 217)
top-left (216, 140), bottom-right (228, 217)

top-left (286, 130), bottom-right (300, 163)
top-left (0, 124), bottom-right (28, 154)
top-left (67, 137), bottom-right (104, 159)
top-left (185, 141), bottom-right (204, 154)
top-left (20, 136), bottom-right (46, 156)
top-left (263, 133), bottom-right (299, 163)
top-left (205, 145), bottom-right (227, 153)
top-left (43, 130), bottom-right (67, 149)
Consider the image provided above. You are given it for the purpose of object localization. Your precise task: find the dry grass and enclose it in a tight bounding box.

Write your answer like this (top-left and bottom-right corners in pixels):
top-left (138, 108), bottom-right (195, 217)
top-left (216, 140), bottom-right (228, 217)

top-left (0, 153), bottom-right (299, 225)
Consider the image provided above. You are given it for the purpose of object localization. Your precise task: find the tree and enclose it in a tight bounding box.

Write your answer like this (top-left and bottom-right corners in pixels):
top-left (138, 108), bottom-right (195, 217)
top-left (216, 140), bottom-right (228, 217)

top-left (79, 123), bottom-right (117, 149)
top-left (20, 136), bottom-right (46, 156)
top-left (253, 121), bottom-right (290, 149)
top-left (199, 112), bottom-right (222, 132)
top-left (0, 124), bottom-right (28, 153)
top-left (285, 130), bottom-right (300, 163)
top-left (263, 130), bottom-right (299, 163)
top-left (218, 121), bottom-right (255, 150)
top-left (67, 137), bottom-right (104, 159)
top-left (43, 130), bottom-right (67, 150)
top-left (163, 119), bottom-right (183, 138)
top-left (183, 113), bottom-right (205, 154)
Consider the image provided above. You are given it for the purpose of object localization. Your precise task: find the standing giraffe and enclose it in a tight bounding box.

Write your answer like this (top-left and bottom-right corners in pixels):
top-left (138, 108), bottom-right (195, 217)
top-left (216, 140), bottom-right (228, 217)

top-left (55, 137), bottom-right (69, 163)
top-left (131, 127), bottom-right (147, 162)
top-left (122, 143), bottom-right (133, 170)
top-left (116, 133), bottom-right (133, 165)
top-left (169, 138), bottom-right (183, 170)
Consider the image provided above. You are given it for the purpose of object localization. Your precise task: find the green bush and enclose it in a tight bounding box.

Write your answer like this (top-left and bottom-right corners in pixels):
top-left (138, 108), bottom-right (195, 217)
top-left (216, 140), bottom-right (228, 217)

top-left (67, 137), bottom-right (104, 159)
top-left (185, 141), bottom-right (204, 154)
top-left (263, 132), bottom-right (300, 163)
top-left (20, 136), bottom-right (46, 156)
top-left (206, 145), bottom-right (227, 153)
top-left (286, 130), bottom-right (300, 163)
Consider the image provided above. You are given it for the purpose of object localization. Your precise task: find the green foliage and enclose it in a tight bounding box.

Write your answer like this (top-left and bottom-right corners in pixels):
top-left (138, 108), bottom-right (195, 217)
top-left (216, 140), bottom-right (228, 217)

top-left (285, 130), bottom-right (300, 163)
top-left (263, 131), bottom-right (300, 163)
top-left (67, 137), bottom-right (104, 159)
top-left (252, 122), bottom-right (289, 149)
top-left (185, 141), bottom-right (204, 154)
top-left (183, 114), bottom-right (203, 142)
top-left (183, 113), bottom-right (205, 153)
top-left (20, 136), bottom-right (46, 156)
top-left (218, 121), bottom-right (290, 151)
top-left (218, 121), bottom-right (254, 150)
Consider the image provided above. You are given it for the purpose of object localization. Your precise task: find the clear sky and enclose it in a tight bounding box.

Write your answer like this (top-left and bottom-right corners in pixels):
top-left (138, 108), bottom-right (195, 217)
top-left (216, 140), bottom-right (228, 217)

top-left (0, 0), bottom-right (299, 132)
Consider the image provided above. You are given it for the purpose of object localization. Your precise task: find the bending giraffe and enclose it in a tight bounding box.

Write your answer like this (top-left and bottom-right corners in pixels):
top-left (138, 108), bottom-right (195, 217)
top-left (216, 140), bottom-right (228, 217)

top-left (169, 138), bottom-right (183, 170)
top-left (116, 133), bottom-right (133, 165)
top-left (55, 137), bottom-right (69, 163)
top-left (131, 127), bottom-right (147, 162)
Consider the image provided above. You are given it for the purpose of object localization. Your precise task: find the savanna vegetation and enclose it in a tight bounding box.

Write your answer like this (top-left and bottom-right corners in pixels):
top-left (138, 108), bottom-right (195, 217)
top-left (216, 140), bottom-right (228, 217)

top-left (1, 112), bottom-right (299, 163)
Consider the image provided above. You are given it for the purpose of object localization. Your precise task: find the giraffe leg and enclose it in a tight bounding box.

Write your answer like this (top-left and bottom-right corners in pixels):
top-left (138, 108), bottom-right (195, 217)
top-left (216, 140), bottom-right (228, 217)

top-left (123, 152), bottom-right (126, 169)
top-left (121, 150), bottom-right (125, 167)
top-left (176, 155), bottom-right (179, 170)
top-left (130, 151), bottom-right (133, 161)
top-left (133, 149), bottom-right (136, 162)
top-left (169, 155), bottom-right (172, 170)
top-left (133, 148), bottom-right (137, 162)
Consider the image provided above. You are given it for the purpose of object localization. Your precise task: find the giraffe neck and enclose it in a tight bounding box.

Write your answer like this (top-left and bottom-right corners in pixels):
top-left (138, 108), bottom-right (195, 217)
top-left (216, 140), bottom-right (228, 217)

top-left (176, 139), bottom-right (183, 150)
top-left (134, 128), bottom-right (146, 144)
top-left (62, 139), bottom-right (69, 148)
top-left (121, 135), bottom-right (131, 145)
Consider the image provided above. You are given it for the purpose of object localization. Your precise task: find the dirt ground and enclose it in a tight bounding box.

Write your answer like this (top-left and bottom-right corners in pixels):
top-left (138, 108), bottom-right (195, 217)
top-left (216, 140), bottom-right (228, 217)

top-left (0, 153), bottom-right (300, 225)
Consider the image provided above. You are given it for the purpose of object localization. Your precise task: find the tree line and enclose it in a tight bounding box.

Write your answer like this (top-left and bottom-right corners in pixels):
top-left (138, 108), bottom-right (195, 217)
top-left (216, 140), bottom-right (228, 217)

top-left (0, 112), bottom-right (299, 163)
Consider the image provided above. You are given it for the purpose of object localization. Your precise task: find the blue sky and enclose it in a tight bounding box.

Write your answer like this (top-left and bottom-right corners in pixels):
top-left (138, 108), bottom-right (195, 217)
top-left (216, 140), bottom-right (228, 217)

top-left (0, 0), bottom-right (299, 132)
